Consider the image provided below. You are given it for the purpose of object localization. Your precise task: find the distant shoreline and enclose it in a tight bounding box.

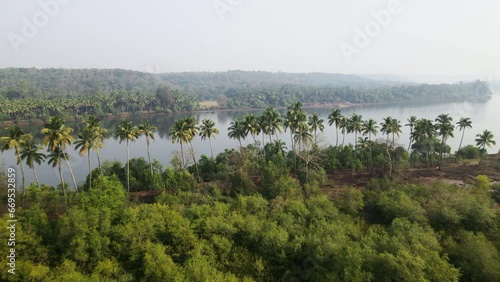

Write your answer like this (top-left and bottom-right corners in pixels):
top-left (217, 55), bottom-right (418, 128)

top-left (0, 96), bottom-right (492, 128)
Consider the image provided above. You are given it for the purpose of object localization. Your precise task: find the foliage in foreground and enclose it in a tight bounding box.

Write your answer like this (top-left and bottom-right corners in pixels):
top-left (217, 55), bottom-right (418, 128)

top-left (0, 160), bottom-right (499, 281)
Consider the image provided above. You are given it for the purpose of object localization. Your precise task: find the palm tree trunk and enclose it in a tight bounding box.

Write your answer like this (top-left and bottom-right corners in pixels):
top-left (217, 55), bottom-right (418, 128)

top-left (146, 139), bottom-right (155, 197)
top-left (88, 151), bottom-right (92, 188)
top-left (407, 129), bottom-right (413, 151)
top-left (438, 137), bottom-right (444, 169)
top-left (189, 142), bottom-right (201, 182)
top-left (352, 132), bottom-right (357, 175)
top-left (335, 127), bottom-right (339, 147)
top-left (32, 167), bottom-right (40, 189)
top-left (146, 138), bottom-right (154, 182)
top-left (342, 131), bottom-right (346, 147)
top-left (16, 153), bottom-right (26, 204)
top-left (479, 145), bottom-right (484, 165)
top-left (62, 151), bottom-right (78, 192)
top-left (180, 142), bottom-right (185, 169)
top-left (458, 129), bottom-right (465, 151)
top-left (58, 164), bottom-right (67, 204)
top-left (96, 150), bottom-right (104, 179)
top-left (126, 139), bottom-right (130, 192)
top-left (209, 137), bottom-right (214, 159)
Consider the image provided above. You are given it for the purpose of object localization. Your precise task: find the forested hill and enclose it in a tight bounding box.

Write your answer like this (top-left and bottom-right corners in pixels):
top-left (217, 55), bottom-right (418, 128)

top-left (0, 68), bottom-right (493, 122)
top-left (0, 68), bottom-right (402, 100)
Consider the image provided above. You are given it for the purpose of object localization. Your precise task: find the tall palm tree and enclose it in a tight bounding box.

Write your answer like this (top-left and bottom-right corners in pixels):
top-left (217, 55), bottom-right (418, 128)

top-left (411, 119), bottom-right (436, 167)
top-left (41, 116), bottom-right (78, 191)
top-left (362, 118), bottom-right (379, 141)
top-left (84, 116), bottom-right (107, 177)
top-left (308, 113), bottom-right (324, 142)
top-left (228, 119), bottom-right (246, 152)
top-left (435, 114), bottom-right (454, 168)
top-left (138, 121), bottom-right (157, 186)
top-left (170, 119), bottom-right (189, 168)
top-left (328, 109), bottom-right (343, 147)
top-left (475, 130), bottom-right (496, 164)
top-left (285, 103), bottom-right (307, 151)
top-left (182, 116), bottom-right (201, 182)
top-left (456, 117), bottom-right (472, 151)
top-left (242, 114), bottom-right (260, 145)
top-left (74, 127), bottom-right (95, 188)
top-left (261, 107), bottom-right (283, 142)
top-left (380, 117), bottom-right (394, 142)
top-left (389, 118), bottom-right (402, 146)
top-left (405, 116), bottom-right (418, 152)
top-left (0, 125), bottom-right (29, 196)
top-left (338, 117), bottom-right (348, 147)
top-left (115, 120), bottom-right (138, 192)
top-left (294, 121), bottom-right (313, 153)
top-left (199, 118), bottom-right (219, 159)
top-left (348, 114), bottom-right (363, 148)
top-left (47, 146), bottom-right (68, 202)
top-left (20, 137), bottom-right (46, 189)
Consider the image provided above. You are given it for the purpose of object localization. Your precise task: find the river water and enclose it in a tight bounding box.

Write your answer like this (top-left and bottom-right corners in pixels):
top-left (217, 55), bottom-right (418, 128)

top-left (1, 95), bottom-right (499, 187)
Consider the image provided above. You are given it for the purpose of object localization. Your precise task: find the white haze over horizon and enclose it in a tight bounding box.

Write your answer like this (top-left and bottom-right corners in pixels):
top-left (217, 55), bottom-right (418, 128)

top-left (1, 0), bottom-right (499, 84)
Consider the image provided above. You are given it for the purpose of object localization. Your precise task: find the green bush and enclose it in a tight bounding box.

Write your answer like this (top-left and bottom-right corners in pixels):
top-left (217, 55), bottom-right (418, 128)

top-left (456, 145), bottom-right (481, 159)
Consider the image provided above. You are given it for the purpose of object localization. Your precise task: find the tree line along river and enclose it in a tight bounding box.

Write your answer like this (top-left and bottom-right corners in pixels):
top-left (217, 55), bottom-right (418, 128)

top-left (1, 95), bottom-right (499, 187)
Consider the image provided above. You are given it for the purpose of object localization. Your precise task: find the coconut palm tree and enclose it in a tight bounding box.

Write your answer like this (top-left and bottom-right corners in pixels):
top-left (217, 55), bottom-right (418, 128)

top-left (41, 116), bottom-right (78, 191)
top-left (285, 103), bottom-right (307, 151)
top-left (74, 127), bottom-right (95, 188)
top-left (261, 107), bottom-right (283, 142)
top-left (228, 119), bottom-right (246, 152)
top-left (47, 146), bottom-right (68, 202)
top-left (411, 119), bottom-right (436, 166)
top-left (242, 114), bottom-right (259, 145)
top-left (475, 130), bottom-right (496, 164)
top-left (170, 119), bottom-right (189, 168)
top-left (389, 118), bottom-right (402, 146)
top-left (435, 114), bottom-right (454, 169)
top-left (0, 125), bottom-right (29, 196)
top-left (115, 120), bottom-right (139, 192)
top-left (199, 118), bottom-right (219, 159)
top-left (348, 114), bottom-right (363, 148)
top-left (380, 117), bottom-right (394, 142)
top-left (338, 117), bottom-right (348, 147)
top-left (182, 116), bottom-right (201, 182)
top-left (456, 117), bottom-right (472, 151)
top-left (405, 116), bottom-right (418, 152)
top-left (362, 118), bottom-right (379, 141)
top-left (294, 121), bottom-right (313, 153)
top-left (84, 116), bottom-right (107, 177)
top-left (328, 109), bottom-right (343, 147)
top-left (138, 121), bottom-right (157, 186)
top-left (20, 137), bottom-right (46, 189)
top-left (308, 113), bottom-right (324, 142)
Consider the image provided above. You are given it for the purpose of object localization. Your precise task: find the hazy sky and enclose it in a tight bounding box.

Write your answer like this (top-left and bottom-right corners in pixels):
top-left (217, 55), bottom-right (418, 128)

top-left (1, 0), bottom-right (499, 82)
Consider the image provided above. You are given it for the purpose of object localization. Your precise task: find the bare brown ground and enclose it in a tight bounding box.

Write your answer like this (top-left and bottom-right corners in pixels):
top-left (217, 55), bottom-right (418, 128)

top-left (321, 154), bottom-right (500, 198)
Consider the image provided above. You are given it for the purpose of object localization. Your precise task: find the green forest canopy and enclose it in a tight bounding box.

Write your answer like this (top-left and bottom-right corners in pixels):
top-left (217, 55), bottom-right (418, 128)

top-left (0, 68), bottom-right (492, 122)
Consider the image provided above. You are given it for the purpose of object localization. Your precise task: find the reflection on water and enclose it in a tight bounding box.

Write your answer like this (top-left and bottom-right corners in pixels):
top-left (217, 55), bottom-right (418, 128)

top-left (1, 96), bottom-right (499, 187)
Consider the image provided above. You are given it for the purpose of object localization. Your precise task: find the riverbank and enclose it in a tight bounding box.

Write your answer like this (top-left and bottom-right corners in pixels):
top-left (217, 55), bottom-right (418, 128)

top-left (1, 95), bottom-right (494, 128)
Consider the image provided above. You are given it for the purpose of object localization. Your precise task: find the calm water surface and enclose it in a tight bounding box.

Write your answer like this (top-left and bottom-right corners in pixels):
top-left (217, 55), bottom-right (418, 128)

top-left (2, 95), bottom-right (499, 187)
